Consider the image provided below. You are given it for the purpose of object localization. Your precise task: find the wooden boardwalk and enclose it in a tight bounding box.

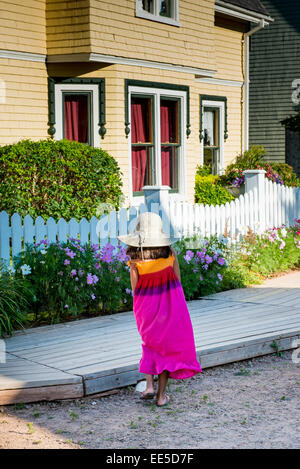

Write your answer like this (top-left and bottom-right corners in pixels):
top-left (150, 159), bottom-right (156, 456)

top-left (1, 271), bottom-right (300, 405)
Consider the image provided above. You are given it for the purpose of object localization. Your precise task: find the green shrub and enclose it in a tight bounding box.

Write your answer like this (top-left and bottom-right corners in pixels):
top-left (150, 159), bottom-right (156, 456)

top-left (195, 164), bottom-right (213, 177)
top-left (0, 261), bottom-right (30, 337)
top-left (0, 139), bottom-right (123, 221)
top-left (195, 174), bottom-right (234, 205)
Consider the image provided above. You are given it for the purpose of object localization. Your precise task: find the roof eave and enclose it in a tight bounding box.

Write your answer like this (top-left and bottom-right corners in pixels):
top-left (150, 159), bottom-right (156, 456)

top-left (215, 0), bottom-right (274, 24)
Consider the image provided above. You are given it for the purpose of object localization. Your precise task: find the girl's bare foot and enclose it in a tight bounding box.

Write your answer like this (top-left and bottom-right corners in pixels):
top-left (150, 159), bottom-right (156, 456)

top-left (156, 393), bottom-right (170, 406)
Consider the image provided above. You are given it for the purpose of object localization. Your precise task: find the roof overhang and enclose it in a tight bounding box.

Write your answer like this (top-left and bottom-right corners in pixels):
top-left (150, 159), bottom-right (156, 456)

top-left (215, 0), bottom-right (274, 24)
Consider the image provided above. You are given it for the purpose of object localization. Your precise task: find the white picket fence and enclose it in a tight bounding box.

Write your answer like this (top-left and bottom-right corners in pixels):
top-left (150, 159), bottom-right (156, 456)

top-left (1, 174), bottom-right (300, 267)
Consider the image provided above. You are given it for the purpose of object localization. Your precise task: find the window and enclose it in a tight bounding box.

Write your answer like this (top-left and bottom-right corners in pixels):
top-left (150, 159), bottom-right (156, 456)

top-left (63, 93), bottom-right (91, 145)
top-left (200, 95), bottom-right (228, 175)
top-left (131, 96), bottom-right (155, 191)
top-left (127, 83), bottom-right (187, 199)
top-left (136, 0), bottom-right (180, 26)
top-left (48, 78), bottom-right (106, 146)
top-left (203, 107), bottom-right (220, 175)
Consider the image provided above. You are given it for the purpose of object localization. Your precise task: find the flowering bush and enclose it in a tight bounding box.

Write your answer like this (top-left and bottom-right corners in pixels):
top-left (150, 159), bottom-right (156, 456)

top-left (13, 239), bottom-right (132, 324)
top-left (174, 235), bottom-right (229, 299)
top-left (234, 221), bottom-right (300, 277)
top-left (219, 145), bottom-right (299, 188)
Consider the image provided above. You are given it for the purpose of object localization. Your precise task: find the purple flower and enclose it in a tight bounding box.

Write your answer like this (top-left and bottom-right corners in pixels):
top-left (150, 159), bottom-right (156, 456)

top-left (217, 273), bottom-right (223, 281)
top-left (196, 250), bottom-right (205, 259)
top-left (203, 264), bottom-right (209, 270)
top-left (92, 274), bottom-right (99, 284)
top-left (91, 293), bottom-right (96, 300)
top-left (78, 269), bottom-right (84, 277)
top-left (115, 277), bottom-right (120, 282)
top-left (95, 263), bottom-right (100, 270)
top-left (125, 288), bottom-right (132, 295)
top-left (87, 273), bottom-right (94, 285)
top-left (193, 268), bottom-right (198, 273)
top-left (58, 271), bottom-right (64, 276)
top-left (199, 275), bottom-right (203, 281)
top-left (184, 250), bottom-right (194, 264)
top-left (64, 304), bottom-right (69, 308)
top-left (65, 248), bottom-right (76, 259)
top-left (216, 281), bottom-right (219, 285)
top-left (64, 259), bottom-right (70, 266)
top-left (217, 257), bottom-right (225, 266)
top-left (70, 269), bottom-right (77, 277)
top-left (205, 255), bottom-right (213, 264)
top-left (75, 277), bottom-right (79, 282)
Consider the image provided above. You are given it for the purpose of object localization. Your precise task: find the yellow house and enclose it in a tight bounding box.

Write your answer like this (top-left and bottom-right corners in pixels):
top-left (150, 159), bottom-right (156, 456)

top-left (0, 0), bottom-right (272, 205)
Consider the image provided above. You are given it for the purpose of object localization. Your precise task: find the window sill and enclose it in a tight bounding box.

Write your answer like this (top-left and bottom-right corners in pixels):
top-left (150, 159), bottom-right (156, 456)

top-left (135, 9), bottom-right (181, 27)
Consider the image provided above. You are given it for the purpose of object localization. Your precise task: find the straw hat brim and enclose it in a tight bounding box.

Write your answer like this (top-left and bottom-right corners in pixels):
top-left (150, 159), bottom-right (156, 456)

top-left (117, 233), bottom-right (177, 247)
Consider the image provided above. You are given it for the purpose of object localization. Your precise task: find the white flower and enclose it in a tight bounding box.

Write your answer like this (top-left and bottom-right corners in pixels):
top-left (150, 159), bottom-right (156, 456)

top-left (40, 261), bottom-right (45, 264)
top-left (280, 228), bottom-right (287, 238)
top-left (20, 264), bottom-right (31, 275)
top-left (7, 265), bottom-right (15, 274)
top-left (41, 249), bottom-right (47, 255)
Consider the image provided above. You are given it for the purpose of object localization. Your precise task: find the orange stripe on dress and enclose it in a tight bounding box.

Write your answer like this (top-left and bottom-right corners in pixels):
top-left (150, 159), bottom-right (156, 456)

top-left (127, 255), bottom-right (175, 275)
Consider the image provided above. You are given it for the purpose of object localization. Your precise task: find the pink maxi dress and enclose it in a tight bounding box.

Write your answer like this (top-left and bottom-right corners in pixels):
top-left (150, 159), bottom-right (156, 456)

top-left (128, 254), bottom-right (202, 379)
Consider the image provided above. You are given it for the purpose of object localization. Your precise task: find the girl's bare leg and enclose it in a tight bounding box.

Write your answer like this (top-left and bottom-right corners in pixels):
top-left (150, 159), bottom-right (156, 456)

top-left (156, 370), bottom-right (169, 405)
top-left (144, 374), bottom-right (155, 394)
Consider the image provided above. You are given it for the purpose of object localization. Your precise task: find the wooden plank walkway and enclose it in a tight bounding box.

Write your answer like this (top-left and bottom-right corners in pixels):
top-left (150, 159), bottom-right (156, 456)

top-left (1, 270), bottom-right (300, 405)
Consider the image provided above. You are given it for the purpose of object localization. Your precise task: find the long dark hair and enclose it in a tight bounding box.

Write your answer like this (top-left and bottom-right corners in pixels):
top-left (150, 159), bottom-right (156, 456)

top-left (126, 245), bottom-right (171, 260)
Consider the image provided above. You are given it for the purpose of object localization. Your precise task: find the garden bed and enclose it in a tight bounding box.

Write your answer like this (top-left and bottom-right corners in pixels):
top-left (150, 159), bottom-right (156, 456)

top-left (1, 220), bottom-right (300, 337)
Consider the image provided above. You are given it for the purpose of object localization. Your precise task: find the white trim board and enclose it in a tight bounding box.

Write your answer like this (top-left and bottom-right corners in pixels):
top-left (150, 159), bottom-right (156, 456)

top-left (196, 77), bottom-right (243, 87)
top-left (0, 49), bottom-right (46, 63)
top-left (215, 0), bottom-right (273, 24)
top-left (47, 52), bottom-right (216, 77)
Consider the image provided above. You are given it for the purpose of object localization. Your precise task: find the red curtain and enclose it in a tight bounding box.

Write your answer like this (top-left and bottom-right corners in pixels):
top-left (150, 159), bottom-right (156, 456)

top-left (131, 99), bottom-right (148, 192)
top-left (160, 101), bottom-right (176, 187)
top-left (64, 94), bottom-right (88, 143)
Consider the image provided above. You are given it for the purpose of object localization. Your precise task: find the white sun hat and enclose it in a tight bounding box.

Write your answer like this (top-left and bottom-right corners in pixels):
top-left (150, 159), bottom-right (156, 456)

top-left (117, 212), bottom-right (177, 247)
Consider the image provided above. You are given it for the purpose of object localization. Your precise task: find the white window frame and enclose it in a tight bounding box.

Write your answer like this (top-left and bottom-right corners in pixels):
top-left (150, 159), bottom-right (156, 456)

top-left (128, 85), bottom-right (186, 205)
top-left (54, 83), bottom-right (100, 147)
top-left (135, 0), bottom-right (181, 27)
top-left (201, 99), bottom-right (225, 175)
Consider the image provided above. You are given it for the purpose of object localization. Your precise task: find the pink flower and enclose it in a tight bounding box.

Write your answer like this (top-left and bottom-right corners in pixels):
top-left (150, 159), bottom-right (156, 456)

top-left (64, 259), bottom-right (70, 265)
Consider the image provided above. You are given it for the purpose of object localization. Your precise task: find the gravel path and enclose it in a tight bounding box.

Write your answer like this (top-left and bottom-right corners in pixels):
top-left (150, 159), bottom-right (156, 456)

top-left (0, 351), bottom-right (300, 449)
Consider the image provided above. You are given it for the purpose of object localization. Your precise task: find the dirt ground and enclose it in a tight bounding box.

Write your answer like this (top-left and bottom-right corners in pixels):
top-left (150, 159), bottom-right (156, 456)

top-left (0, 351), bottom-right (300, 449)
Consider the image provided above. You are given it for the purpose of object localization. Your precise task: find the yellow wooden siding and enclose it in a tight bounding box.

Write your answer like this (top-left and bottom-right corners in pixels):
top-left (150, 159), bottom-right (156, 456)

top-left (0, 0), bottom-right (46, 54)
top-left (48, 62), bottom-right (243, 204)
top-left (86, 0), bottom-right (216, 72)
top-left (0, 58), bottom-right (48, 144)
top-left (214, 15), bottom-right (245, 81)
top-left (46, 0), bottom-right (91, 55)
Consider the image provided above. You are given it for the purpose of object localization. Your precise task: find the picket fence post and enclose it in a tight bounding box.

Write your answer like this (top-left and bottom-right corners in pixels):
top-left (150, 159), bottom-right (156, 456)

top-left (244, 169), bottom-right (266, 233)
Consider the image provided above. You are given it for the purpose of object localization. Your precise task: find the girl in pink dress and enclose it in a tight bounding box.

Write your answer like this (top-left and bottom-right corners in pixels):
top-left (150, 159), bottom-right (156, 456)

top-left (118, 212), bottom-right (202, 407)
